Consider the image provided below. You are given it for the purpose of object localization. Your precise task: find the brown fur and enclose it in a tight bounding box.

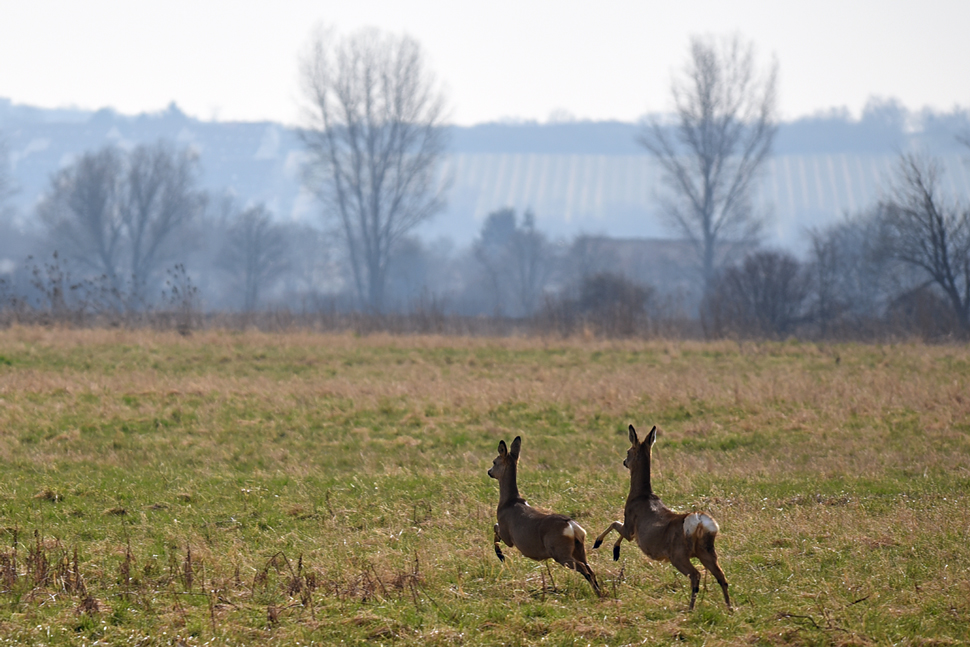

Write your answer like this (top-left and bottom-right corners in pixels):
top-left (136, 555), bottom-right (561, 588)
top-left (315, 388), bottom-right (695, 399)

top-left (593, 425), bottom-right (731, 610)
top-left (488, 436), bottom-right (601, 596)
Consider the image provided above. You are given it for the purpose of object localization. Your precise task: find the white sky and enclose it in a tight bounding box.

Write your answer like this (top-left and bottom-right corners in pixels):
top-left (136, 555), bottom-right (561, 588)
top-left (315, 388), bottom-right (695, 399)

top-left (1, 0), bottom-right (968, 127)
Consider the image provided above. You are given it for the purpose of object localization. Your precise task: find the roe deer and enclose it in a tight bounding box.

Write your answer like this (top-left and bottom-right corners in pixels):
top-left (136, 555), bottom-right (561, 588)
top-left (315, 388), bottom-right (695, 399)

top-left (593, 425), bottom-right (731, 610)
top-left (488, 436), bottom-right (601, 596)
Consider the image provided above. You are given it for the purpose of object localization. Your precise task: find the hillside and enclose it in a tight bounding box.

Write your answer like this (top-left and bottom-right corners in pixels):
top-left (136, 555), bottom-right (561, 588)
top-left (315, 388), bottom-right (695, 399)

top-left (2, 98), bottom-right (969, 248)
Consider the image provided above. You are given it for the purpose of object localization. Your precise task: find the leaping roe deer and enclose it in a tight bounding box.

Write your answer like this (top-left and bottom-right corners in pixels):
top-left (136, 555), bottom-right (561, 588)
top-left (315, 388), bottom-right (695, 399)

top-left (593, 425), bottom-right (731, 610)
top-left (488, 436), bottom-right (601, 596)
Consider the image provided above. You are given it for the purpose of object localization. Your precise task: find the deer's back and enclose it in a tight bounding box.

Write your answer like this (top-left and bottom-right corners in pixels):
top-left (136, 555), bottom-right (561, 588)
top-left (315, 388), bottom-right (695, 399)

top-left (625, 496), bottom-right (689, 562)
top-left (498, 502), bottom-right (575, 561)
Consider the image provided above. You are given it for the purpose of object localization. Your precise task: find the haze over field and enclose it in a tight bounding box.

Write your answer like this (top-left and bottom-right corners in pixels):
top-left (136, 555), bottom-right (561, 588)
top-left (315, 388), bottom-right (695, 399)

top-left (2, 102), bottom-right (969, 248)
top-left (1, 2), bottom-right (969, 332)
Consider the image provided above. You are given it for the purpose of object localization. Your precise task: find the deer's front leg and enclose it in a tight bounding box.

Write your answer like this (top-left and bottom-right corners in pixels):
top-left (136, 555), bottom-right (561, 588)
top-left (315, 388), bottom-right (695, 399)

top-left (493, 523), bottom-right (506, 562)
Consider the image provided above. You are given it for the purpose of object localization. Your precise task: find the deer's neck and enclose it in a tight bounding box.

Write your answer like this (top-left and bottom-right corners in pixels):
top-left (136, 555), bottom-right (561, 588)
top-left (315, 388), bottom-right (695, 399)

top-left (627, 458), bottom-right (653, 501)
top-left (498, 466), bottom-right (524, 508)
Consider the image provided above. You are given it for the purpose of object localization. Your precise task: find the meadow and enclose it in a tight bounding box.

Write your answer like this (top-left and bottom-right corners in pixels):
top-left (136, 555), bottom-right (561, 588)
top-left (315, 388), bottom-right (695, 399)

top-left (0, 326), bottom-right (967, 646)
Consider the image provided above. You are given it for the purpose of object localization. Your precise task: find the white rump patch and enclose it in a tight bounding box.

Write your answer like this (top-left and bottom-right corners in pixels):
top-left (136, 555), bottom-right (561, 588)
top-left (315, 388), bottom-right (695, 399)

top-left (683, 512), bottom-right (719, 538)
top-left (564, 520), bottom-right (586, 541)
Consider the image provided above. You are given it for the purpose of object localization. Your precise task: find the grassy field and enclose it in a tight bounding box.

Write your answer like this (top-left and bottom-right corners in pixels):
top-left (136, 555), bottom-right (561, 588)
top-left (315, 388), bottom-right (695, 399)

top-left (0, 326), bottom-right (967, 646)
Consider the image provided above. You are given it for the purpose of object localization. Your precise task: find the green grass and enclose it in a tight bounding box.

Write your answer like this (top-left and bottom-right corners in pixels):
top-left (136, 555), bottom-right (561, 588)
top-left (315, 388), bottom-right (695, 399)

top-left (0, 327), bottom-right (968, 645)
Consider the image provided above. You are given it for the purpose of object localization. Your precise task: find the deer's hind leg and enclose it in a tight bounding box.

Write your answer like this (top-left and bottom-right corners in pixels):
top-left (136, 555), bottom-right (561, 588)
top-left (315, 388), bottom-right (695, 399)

top-left (669, 553), bottom-right (702, 611)
top-left (573, 559), bottom-right (601, 596)
top-left (568, 535), bottom-right (601, 596)
top-left (697, 548), bottom-right (731, 609)
top-left (557, 555), bottom-right (601, 597)
top-left (549, 537), bottom-right (602, 597)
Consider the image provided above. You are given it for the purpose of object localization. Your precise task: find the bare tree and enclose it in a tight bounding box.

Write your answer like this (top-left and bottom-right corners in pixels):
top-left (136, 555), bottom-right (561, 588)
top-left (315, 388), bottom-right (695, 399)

top-left (507, 211), bottom-right (552, 316)
top-left (702, 250), bottom-right (809, 339)
top-left (217, 203), bottom-right (289, 312)
top-left (640, 33), bottom-right (777, 295)
top-left (121, 142), bottom-right (206, 304)
top-left (577, 273), bottom-right (653, 337)
top-left (299, 27), bottom-right (449, 313)
top-left (474, 208), bottom-right (553, 317)
top-left (880, 152), bottom-right (970, 335)
top-left (474, 208), bottom-right (516, 313)
top-left (805, 211), bottom-right (912, 338)
top-left (38, 142), bottom-right (206, 310)
top-left (38, 148), bottom-right (125, 289)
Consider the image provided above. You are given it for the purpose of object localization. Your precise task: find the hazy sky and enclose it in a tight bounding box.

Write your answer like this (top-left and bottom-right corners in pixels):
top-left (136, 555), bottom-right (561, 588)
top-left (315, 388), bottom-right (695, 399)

top-left (1, 0), bottom-right (968, 126)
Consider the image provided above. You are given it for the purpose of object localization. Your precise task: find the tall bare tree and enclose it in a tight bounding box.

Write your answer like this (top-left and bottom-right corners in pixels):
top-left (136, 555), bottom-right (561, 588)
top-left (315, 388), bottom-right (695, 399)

top-left (640, 33), bottom-right (777, 295)
top-left (508, 210), bottom-right (553, 316)
top-left (38, 148), bottom-right (125, 288)
top-left (299, 27), bottom-right (449, 313)
top-left (474, 208), bottom-right (553, 317)
top-left (474, 208), bottom-right (516, 313)
top-left (218, 203), bottom-right (289, 312)
top-left (121, 142), bottom-right (206, 304)
top-left (38, 142), bottom-right (205, 310)
top-left (880, 152), bottom-right (970, 335)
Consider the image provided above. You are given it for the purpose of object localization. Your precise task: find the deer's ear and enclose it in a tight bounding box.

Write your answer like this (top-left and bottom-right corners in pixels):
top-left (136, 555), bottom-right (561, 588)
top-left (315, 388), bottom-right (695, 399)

top-left (628, 424), bottom-right (638, 445)
top-left (646, 426), bottom-right (657, 447)
top-left (498, 440), bottom-right (508, 456)
top-left (510, 436), bottom-right (522, 459)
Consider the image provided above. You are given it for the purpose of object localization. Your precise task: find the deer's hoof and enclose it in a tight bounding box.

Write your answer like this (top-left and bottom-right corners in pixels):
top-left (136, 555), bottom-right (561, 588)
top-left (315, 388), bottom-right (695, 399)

top-left (592, 539), bottom-right (602, 549)
top-left (612, 545), bottom-right (620, 561)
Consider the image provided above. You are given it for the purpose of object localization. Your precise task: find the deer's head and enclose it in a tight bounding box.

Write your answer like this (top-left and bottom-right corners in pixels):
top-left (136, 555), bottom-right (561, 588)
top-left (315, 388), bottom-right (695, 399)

top-left (624, 424), bottom-right (657, 470)
top-left (488, 436), bottom-right (521, 480)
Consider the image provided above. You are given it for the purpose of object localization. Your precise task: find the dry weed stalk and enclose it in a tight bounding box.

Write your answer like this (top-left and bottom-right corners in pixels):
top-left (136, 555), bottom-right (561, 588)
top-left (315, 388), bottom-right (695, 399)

top-left (66, 547), bottom-right (87, 596)
top-left (182, 545), bottom-right (194, 592)
top-left (27, 530), bottom-right (51, 587)
top-left (119, 539), bottom-right (134, 600)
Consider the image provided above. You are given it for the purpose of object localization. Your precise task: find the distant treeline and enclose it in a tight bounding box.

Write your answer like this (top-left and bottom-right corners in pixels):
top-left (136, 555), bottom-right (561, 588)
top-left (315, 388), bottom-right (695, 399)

top-left (1, 100), bottom-right (969, 341)
top-left (1, 203), bottom-right (967, 343)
